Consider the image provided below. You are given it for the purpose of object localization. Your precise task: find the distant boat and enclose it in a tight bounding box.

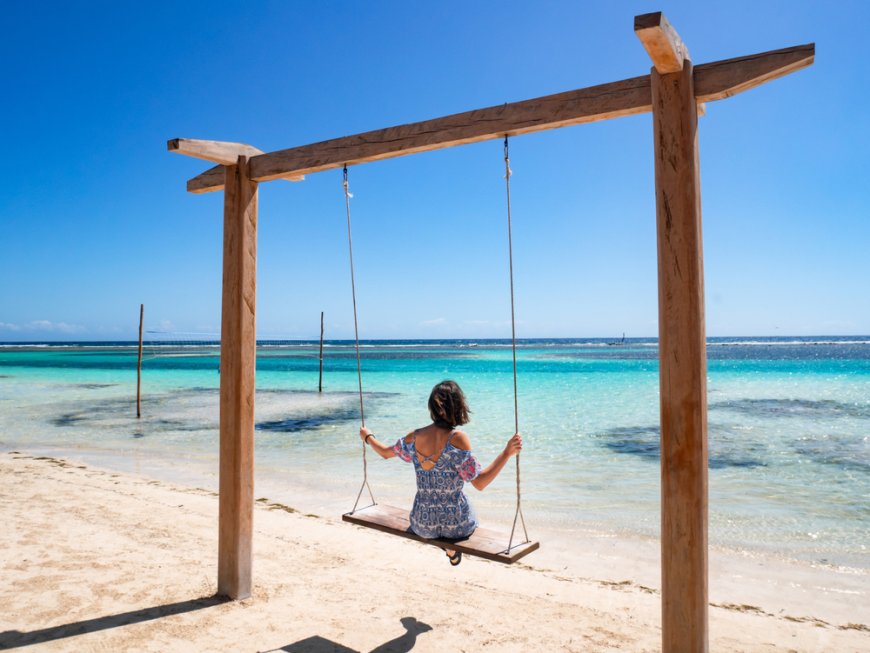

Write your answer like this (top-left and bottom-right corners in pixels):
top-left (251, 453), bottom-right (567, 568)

top-left (607, 332), bottom-right (626, 346)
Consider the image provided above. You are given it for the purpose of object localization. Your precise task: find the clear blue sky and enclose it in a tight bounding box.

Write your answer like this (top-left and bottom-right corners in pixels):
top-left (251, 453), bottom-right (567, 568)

top-left (1, 1), bottom-right (867, 341)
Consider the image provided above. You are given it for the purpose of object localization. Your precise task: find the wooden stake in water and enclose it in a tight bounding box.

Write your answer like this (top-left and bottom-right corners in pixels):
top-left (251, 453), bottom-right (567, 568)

top-left (136, 303), bottom-right (144, 418)
top-left (318, 311), bottom-right (324, 392)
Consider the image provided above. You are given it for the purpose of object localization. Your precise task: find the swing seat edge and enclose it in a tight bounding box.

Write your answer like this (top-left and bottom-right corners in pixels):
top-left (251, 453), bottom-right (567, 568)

top-left (343, 503), bottom-right (540, 564)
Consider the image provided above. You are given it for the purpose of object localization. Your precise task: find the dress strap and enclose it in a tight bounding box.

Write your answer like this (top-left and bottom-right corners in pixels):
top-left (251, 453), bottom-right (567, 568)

top-left (415, 428), bottom-right (456, 464)
top-left (411, 430), bottom-right (437, 463)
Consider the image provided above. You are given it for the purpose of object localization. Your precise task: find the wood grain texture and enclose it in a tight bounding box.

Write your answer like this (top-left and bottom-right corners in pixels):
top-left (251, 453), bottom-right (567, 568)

top-left (186, 165), bottom-right (305, 194)
top-left (168, 138), bottom-right (264, 165)
top-left (693, 43), bottom-right (814, 102)
top-left (186, 74), bottom-right (653, 193)
top-left (651, 61), bottom-right (709, 653)
top-left (187, 166), bottom-right (228, 194)
top-left (248, 75), bottom-right (653, 183)
top-left (634, 12), bottom-right (690, 73)
top-left (217, 157), bottom-right (258, 600)
top-left (183, 43), bottom-right (813, 194)
top-left (342, 504), bottom-right (540, 564)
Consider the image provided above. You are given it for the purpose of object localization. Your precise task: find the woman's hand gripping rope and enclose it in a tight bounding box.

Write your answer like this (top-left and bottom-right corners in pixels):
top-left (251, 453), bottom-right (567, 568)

top-left (505, 433), bottom-right (523, 457)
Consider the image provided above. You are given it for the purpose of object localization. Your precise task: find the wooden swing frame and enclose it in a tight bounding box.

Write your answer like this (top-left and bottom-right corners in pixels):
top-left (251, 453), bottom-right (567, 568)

top-left (168, 12), bottom-right (813, 652)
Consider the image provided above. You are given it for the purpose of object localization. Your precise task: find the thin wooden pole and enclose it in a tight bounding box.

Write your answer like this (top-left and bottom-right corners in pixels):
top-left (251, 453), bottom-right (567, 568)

top-left (136, 304), bottom-right (144, 418)
top-left (217, 155), bottom-right (258, 600)
top-left (651, 60), bottom-right (709, 652)
top-left (318, 311), bottom-right (324, 392)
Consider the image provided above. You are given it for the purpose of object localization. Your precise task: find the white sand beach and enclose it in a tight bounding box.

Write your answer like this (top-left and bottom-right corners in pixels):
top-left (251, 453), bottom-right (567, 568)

top-left (1, 451), bottom-right (867, 652)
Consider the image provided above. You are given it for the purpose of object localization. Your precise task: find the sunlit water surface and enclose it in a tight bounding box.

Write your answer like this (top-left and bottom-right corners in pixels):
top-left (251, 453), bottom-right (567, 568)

top-left (1, 336), bottom-right (867, 568)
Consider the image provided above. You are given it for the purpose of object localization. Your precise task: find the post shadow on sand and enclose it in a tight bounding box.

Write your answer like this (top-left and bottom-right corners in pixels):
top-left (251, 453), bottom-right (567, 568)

top-left (0, 594), bottom-right (228, 650)
top-left (270, 617), bottom-right (433, 653)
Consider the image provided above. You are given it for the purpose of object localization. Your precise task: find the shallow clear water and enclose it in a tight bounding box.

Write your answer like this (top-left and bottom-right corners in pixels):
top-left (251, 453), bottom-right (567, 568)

top-left (1, 336), bottom-right (868, 568)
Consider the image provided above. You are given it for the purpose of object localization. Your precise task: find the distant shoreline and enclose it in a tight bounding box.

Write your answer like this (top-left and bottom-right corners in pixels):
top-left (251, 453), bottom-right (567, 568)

top-left (3, 334), bottom-right (870, 347)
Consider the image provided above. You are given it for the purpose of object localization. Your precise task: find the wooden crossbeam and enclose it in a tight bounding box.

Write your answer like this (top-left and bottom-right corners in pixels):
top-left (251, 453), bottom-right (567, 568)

top-left (168, 138), bottom-right (265, 165)
top-left (186, 74), bottom-right (649, 193)
top-left (181, 43), bottom-right (812, 194)
top-left (187, 166), bottom-right (235, 194)
top-left (186, 166), bottom-right (304, 194)
top-left (635, 12), bottom-right (690, 72)
top-left (168, 138), bottom-right (305, 194)
top-left (692, 44), bottom-right (815, 102)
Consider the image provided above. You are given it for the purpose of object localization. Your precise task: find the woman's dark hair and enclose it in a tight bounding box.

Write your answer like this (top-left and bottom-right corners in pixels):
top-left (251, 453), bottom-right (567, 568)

top-left (428, 380), bottom-right (470, 428)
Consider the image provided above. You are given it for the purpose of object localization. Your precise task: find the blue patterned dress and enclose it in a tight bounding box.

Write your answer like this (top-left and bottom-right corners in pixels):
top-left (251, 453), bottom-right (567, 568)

top-left (393, 431), bottom-right (482, 539)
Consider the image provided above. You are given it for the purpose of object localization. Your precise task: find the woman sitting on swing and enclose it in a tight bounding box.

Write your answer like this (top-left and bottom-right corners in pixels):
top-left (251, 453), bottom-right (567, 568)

top-left (359, 380), bottom-right (522, 565)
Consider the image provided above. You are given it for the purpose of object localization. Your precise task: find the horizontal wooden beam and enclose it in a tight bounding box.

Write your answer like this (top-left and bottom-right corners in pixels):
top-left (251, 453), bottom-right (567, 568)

top-left (635, 12), bottom-right (689, 73)
top-left (185, 73), bottom-right (650, 193)
top-left (186, 166), bottom-right (305, 194)
top-left (692, 43), bottom-right (814, 102)
top-left (184, 42), bottom-right (813, 194)
top-left (169, 138), bottom-right (265, 165)
top-left (248, 76), bottom-right (656, 184)
top-left (169, 139), bottom-right (305, 194)
top-left (187, 165), bottom-right (229, 194)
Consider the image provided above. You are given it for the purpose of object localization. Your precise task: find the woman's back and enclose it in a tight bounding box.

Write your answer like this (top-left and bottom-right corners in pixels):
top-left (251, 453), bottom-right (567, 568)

top-left (393, 426), bottom-right (481, 539)
top-left (359, 379), bottom-right (522, 548)
top-left (407, 424), bottom-right (470, 469)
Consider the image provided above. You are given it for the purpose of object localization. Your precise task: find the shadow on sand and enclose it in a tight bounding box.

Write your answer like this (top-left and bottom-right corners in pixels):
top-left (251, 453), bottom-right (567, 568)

top-left (267, 616), bottom-right (433, 653)
top-left (0, 594), bottom-right (228, 650)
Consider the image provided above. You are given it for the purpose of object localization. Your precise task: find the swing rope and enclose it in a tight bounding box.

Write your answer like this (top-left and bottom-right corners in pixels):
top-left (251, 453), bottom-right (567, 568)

top-left (344, 144), bottom-right (530, 551)
top-left (503, 136), bottom-right (530, 553)
top-left (344, 165), bottom-right (376, 514)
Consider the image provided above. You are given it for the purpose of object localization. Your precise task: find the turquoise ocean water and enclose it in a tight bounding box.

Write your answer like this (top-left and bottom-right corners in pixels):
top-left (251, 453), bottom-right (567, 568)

top-left (1, 337), bottom-right (867, 569)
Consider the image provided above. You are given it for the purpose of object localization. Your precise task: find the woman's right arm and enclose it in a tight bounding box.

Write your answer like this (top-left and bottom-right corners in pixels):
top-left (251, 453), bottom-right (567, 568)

top-left (468, 433), bottom-right (522, 491)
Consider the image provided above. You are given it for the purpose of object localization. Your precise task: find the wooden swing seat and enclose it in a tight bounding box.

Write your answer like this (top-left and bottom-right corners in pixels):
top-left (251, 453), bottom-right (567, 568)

top-left (342, 503), bottom-right (540, 564)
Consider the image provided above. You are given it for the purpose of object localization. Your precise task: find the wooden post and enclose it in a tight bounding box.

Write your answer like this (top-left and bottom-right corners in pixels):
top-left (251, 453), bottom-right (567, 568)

top-left (318, 311), bottom-right (324, 392)
top-left (136, 304), bottom-right (144, 418)
top-left (217, 156), bottom-right (258, 599)
top-left (638, 12), bottom-right (709, 653)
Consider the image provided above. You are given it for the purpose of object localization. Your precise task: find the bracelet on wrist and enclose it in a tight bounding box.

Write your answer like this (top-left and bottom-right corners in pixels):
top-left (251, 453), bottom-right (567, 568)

top-left (365, 433), bottom-right (374, 444)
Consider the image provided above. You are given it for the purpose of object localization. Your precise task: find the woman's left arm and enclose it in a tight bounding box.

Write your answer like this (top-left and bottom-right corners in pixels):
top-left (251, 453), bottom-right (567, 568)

top-left (360, 426), bottom-right (397, 459)
top-left (470, 433), bottom-right (522, 491)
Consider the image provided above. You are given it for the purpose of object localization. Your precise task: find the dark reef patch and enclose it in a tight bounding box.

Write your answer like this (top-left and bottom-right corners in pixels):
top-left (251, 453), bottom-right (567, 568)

top-left (711, 398), bottom-right (870, 420)
top-left (596, 424), bottom-right (767, 469)
top-left (52, 413), bottom-right (88, 427)
top-left (597, 426), bottom-right (661, 461)
top-left (793, 435), bottom-right (870, 473)
top-left (256, 407), bottom-right (359, 433)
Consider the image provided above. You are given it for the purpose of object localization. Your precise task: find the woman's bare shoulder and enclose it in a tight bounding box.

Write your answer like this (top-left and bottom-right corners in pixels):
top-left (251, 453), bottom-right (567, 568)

top-left (403, 430), bottom-right (416, 444)
top-left (451, 429), bottom-right (472, 451)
